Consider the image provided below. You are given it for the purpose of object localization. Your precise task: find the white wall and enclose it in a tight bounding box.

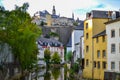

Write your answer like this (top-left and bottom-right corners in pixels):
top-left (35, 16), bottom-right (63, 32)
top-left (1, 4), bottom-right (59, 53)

top-left (72, 30), bottom-right (83, 52)
top-left (80, 37), bottom-right (84, 59)
top-left (106, 20), bottom-right (120, 72)
top-left (37, 44), bottom-right (64, 64)
top-left (72, 30), bottom-right (83, 62)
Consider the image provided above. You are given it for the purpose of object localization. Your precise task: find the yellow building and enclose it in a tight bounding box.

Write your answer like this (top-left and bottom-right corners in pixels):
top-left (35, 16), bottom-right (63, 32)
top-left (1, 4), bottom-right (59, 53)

top-left (83, 10), bottom-right (110, 79)
top-left (92, 30), bottom-right (107, 80)
top-left (46, 14), bottom-right (52, 26)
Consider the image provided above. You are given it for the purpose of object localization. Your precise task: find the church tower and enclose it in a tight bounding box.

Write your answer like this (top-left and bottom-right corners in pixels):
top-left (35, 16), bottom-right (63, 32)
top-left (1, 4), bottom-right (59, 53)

top-left (52, 5), bottom-right (56, 15)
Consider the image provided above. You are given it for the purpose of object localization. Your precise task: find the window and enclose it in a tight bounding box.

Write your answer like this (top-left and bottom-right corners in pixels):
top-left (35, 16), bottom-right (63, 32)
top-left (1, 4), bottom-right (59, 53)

top-left (98, 61), bottom-right (100, 69)
top-left (111, 30), bottom-right (115, 38)
top-left (111, 44), bottom-right (115, 53)
top-left (96, 37), bottom-right (99, 43)
top-left (94, 61), bottom-right (96, 68)
top-left (86, 46), bottom-right (89, 52)
top-left (102, 50), bottom-right (106, 58)
top-left (102, 36), bottom-right (105, 42)
top-left (111, 62), bottom-right (115, 70)
top-left (86, 23), bottom-right (88, 29)
top-left (86, 59), bottom-right (89, 66)
top-left (103, 62), bottom-right (106, 69)
top-left (86, 33), bottom-right (88, 39)
top-left (97, 50), bottom-right (100, 58)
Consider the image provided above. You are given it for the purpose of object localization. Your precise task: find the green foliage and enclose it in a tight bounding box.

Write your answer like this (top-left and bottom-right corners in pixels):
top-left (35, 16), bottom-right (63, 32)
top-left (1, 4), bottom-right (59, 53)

top-left (44, 49), bottom-right (51, 65)
top-left (51, 68), bottom-right (60, 80)
top-left (73, 22), bottom-right (78, 26)
top-left (72, 63), bottom-right (79, 73)
top-left (0, 3), bottom-right (41, 70)
top-left (51, 52), bottom-right (61, 64)
top-left (64, 47), bottom-right (67, 61)
top-left (40, 21), bottom-right (47, 26)
top-left (66, 51), bottom-right (72, 62)
top-left (44, 71), bottom-right (51, 80)
top-left (49, 32), bottom-right (59, 37)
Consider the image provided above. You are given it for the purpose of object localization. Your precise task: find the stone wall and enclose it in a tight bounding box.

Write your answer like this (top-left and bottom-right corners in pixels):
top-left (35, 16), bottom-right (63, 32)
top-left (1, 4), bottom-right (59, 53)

top-left (41, 26), bottom-right (74, 46)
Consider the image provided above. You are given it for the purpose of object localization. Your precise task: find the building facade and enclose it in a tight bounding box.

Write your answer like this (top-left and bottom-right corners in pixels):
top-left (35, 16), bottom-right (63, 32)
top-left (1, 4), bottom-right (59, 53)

top-left (93, 30), bottom-right (107, 80)
top-left (83, 10), bottom-right (110, 79)
top-left (71, 21), bottom-right (84, 62)
top-left (105, 16), bottom-right (120, 79)
top-left (37, 37), bottom-right (64, 64)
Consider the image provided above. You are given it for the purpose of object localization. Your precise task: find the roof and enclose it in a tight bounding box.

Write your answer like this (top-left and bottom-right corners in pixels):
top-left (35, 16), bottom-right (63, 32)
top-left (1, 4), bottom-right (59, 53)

top-left (37, 37), bottom-right (63, 47)
top-left (93, 30), bottom-right (106, 38)
top-left (51, 14), bottom-right (59, 18)
top-left (75, 21), bottom-right (84, 30)
top-left (86, 10), bottom-right (110, 19)
top-left (92, 10), bottom-right (109, 18)
top-left (66, 37), bottom-right (72, 47)
top-left (39, 10), bottom-right (50, 17)
top-left (105, 17), bottom-right (120, 24)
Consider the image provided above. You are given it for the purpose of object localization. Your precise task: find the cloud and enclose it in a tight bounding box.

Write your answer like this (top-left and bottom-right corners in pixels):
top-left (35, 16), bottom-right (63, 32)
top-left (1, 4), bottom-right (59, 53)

top-left (96, 4), bottom-right (106, 8)
top-left (73, 3), bottom-right (106, 18)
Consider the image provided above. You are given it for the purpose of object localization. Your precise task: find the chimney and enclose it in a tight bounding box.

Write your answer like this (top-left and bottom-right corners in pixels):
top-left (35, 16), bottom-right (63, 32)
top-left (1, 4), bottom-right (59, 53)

top-left (108, 11), bottom-right (112, 18)
top-left (112, 11), bottom-right (116, 20)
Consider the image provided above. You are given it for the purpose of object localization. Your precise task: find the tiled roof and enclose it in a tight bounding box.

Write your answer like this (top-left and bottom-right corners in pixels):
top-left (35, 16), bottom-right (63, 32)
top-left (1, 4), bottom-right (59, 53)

top-left (86, 10), bottom-right (110, 19)
top-left (93, 30), bottom-right (106, 38)
top-left (75, 21), bottom-right (84, 30)
top-left (92, 10), bottom-right (109, 18)
top-left (37, 37), bottom-right (63, 47)
top-left (51, 14), bottom-right (59, 18)
top-left (39, 10), bottom-right (50, 17)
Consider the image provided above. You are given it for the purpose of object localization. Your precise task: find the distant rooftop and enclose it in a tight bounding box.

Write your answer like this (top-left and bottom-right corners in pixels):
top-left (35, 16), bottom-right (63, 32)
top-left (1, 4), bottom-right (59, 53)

top-left (51, 14), bottom-right (59, 18)
top-left (39, 10), bottom-right (50, 17)
top-left (37, 37), bottom-right (63, 47)
top-left (75, 21), bottom-right (84, 30)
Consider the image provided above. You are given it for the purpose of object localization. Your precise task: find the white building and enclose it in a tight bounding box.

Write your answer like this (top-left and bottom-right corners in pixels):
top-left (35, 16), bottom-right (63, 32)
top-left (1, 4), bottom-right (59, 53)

top-left (106, 17), bottom-right (120, 72)
top-left (80, 36), bottom-right (84, 59)
top-left (71, 21), bottom-right (84, 62)
top-left (37, 37), bottom-right (64, 64)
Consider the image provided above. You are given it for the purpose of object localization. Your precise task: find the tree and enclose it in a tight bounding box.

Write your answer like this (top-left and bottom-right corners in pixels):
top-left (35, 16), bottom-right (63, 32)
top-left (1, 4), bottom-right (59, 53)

top-left (44, 49), bottom-right (51, 65)
top-left (51, 68), bottom-right (60, 80)
top-left (66, 51), bottom-right (72, 62)
top-left (51, 52), bottom-right (61, 64)
top-left (0, 3), bottom-right (42, 71)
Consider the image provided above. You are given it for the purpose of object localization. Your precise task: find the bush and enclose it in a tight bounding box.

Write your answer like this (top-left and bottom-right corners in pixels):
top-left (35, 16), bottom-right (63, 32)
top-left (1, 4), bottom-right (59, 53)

top-left (51, 52), bottom-right (61, 64)
top-left (72, 63), bottom-right (79, 73)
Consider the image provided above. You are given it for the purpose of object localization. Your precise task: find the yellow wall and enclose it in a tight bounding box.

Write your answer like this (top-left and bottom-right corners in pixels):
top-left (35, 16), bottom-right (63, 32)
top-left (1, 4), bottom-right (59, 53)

top-left (83, 19), bottom-right (93, 78)
top-left (93, 36), bottom-right (107, 80)
top-left (46, 14), bottom-right (52, 26)
top-left (83, 18), bottom-right (108, 79)
top-left (93, 18), bottom-right (109, 36)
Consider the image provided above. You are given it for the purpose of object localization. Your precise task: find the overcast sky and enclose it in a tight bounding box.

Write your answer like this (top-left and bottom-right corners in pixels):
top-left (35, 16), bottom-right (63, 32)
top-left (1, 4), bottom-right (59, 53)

top-left (0, 0), bottom-right (120, 20)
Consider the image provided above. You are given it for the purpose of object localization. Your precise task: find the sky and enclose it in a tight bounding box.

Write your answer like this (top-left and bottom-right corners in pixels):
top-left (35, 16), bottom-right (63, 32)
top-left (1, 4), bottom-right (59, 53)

top-left (0, 0), bottom-right (120, 20)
